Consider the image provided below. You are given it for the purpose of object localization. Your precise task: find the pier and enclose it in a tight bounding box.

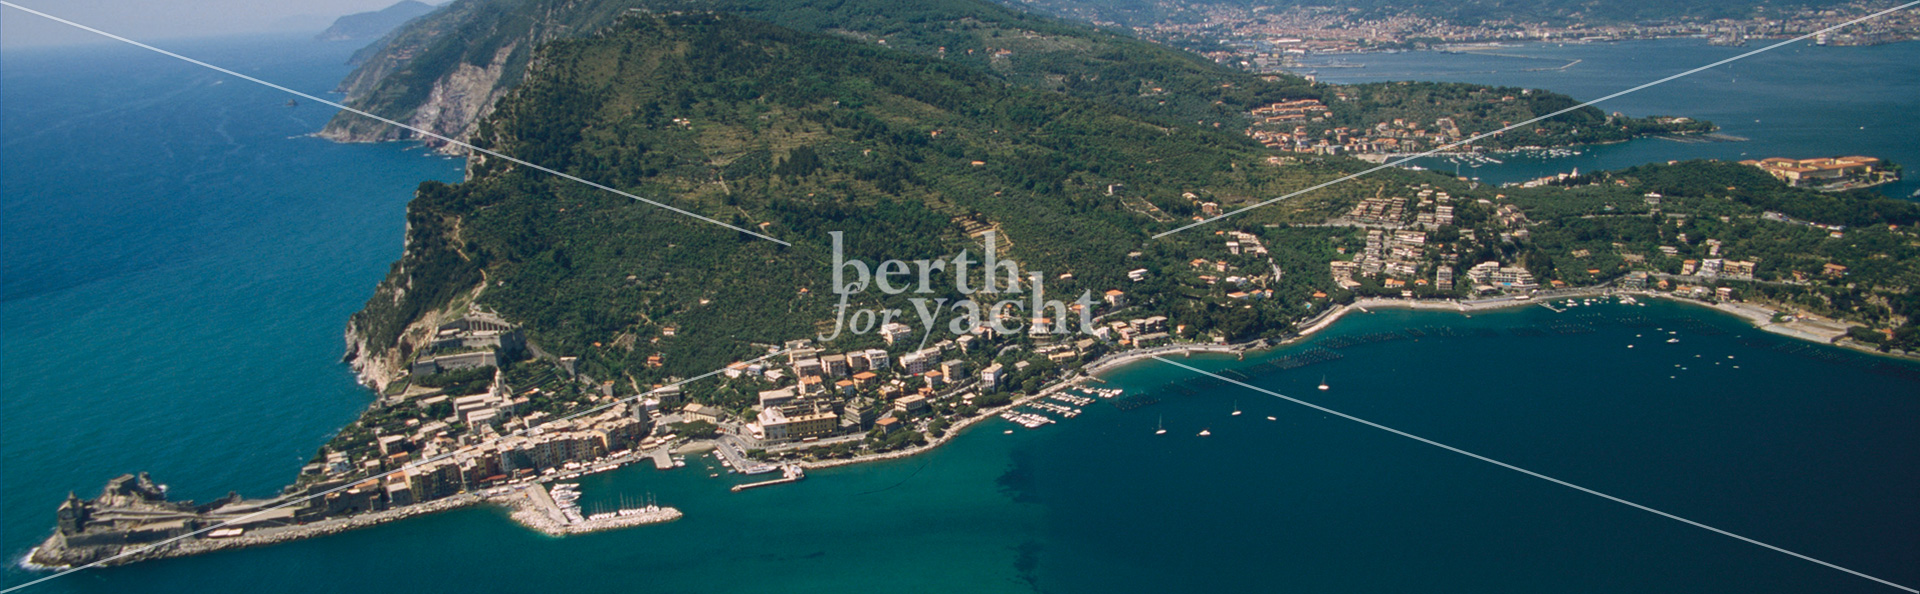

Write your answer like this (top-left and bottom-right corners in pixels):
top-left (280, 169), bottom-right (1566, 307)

top-left (731, 465), bottom-right (806, 492)
top-left (506, 484), bottom-right (681, 536)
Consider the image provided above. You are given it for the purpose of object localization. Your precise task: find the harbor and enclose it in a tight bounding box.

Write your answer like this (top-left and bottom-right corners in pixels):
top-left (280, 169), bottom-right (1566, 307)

top-left (505, 483), bottom-right (681, 536)
top-left (730, 465), bottom-right (807, 492)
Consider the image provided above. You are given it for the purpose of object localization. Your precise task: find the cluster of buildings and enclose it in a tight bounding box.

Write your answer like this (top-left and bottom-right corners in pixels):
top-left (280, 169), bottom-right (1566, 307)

top-left (1680, 257), bottom-right (1760, 281)
top-left (1465, 261), bottom-right (1538, 293)
top-left (298, 392), bottom-right (650, 518)
top-left (1741, 156), bottom-right (1894, 190)
top-left (1323, 185), bottom-right (1549, 296)
top-left (1344, 187), bottom-right (1458, 227)
top-left (1331, 228), bottom-right (1448, 295)
top-left (1248, 114), bottom-right (1470, 156)
top-left (43, 382), bottom-right (656, 558)
top-left (1250, 99), bottom-right (1329, 124)
top-left (1187, 252), bottom-right (1274, 300)
top-left (289, 311), bottom-right (662, 518)
top-left (733, 304), bottom-right (1148, 445)
top-left (408, 311), bottom-right (525, 376)
top-left (742, 341), bottom-right (972, 444)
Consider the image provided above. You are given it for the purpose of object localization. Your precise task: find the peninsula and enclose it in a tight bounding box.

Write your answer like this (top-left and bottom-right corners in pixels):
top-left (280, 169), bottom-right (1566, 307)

top-left (27, 0), bottom-right (1920, 570)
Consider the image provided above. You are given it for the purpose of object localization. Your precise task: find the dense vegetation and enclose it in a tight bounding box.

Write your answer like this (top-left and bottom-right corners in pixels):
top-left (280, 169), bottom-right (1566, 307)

top-left (346, 1), bottom-right (1920, 395)
top-left (325, 0), bottom-right (1325, 140)
top-left (354, 13), bottom-right (1339, 388)
top-left (1308, 81), bottom-right (1714, 149)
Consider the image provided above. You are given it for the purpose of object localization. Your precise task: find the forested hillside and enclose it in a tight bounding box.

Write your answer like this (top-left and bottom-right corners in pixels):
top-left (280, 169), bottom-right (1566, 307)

top-left (349, 13), bottom-right (1346, 384)
top-left (322, 0), bottom-right (1323, 145)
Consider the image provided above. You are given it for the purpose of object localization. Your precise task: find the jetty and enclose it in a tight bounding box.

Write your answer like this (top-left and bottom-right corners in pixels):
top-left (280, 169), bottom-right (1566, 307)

top-left (505, 483), bottom-right (680, 536)
top-left (731, 465), bottom-right (806, 492)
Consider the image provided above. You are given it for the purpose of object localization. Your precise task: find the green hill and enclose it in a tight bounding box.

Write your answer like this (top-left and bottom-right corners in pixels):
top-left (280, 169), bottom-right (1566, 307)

top-left (348, 12), bottom-right (1349, 383)
top-left (321, 0), bottom-right (1322, 144)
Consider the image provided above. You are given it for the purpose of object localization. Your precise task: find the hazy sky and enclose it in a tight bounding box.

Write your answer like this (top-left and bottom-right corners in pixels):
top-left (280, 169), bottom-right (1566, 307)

top-left (2, 0), bottom-right (426, 48)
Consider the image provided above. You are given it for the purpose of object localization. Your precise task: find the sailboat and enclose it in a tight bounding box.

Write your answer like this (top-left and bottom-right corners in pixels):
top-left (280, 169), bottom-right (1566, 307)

top-left (1155, 416), bottom-right (1167, 435)
top-left (1318, 375), bottom-right (1329, 391)
top-left (1231, 401), bottom-right (1242, 416)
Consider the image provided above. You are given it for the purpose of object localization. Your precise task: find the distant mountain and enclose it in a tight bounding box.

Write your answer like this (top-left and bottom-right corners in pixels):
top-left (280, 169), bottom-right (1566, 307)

top-left (315, 1), bottom-right (438, 42)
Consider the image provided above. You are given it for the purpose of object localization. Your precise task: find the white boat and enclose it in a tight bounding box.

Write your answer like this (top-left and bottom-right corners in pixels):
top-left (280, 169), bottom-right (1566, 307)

top-left (1265, 416), bottom-right (1276, 421)
top-left (1231, 401), bottom-right (1242, 416)
top-left (1318, 375), bottom-right (1329, 391)
top-left (1198, 428), bottom-right (1211, 437)
top-left (1155, 416), bottom-right (1167, 435)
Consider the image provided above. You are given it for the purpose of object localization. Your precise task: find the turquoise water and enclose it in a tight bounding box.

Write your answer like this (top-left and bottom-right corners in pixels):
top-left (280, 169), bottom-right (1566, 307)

top-left (1, 34), bottom-right (464, 581)
top-left (1300, 39), bottom-right (1920, 199)
top-left (5, 34), bottom-right (1919, 594)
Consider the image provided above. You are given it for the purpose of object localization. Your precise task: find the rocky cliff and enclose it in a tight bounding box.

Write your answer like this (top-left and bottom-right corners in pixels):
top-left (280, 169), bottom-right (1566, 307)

top-left (317, 0), bottom-right (640, 149)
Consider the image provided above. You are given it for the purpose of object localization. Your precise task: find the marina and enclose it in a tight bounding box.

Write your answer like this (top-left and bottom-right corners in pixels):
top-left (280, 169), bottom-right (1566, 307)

top-left (730, 465), bottom-right (807, 492)
top-left (506, 483), bottom-right (682, 536)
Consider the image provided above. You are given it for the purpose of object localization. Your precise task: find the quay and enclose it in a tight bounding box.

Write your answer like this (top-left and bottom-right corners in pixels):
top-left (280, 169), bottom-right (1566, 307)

top-left (731, 465), bottom-right (806, 492)
top-left (504, 483), bottom-right (681, 536)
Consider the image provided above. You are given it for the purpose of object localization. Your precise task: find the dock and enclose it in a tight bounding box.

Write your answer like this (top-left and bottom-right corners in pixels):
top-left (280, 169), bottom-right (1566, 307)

top-left (651, 449), bottom-right (674, 470)
top-left (731, 465), bottom-right (805, 492)
top-left (506, 484), bottom-right (681, 535)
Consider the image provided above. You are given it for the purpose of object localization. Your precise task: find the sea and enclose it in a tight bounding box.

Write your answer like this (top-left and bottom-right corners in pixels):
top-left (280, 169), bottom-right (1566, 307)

top-left (3, 34), bottom-right (1918, 593)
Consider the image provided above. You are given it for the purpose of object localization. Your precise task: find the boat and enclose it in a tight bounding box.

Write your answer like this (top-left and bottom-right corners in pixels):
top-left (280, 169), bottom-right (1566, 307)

top-left (1318, 375), bottom-right (1329, 391)
top-left (1155, 416), bottom-right (1167, 435)
top-left (1667, 338), bottom-right (1680, 343)
top-left (1197, 429), bottom-right (1211, 437)
top-left (1265, 416), bottom-right (1277, 421)
top-left (1231, 401), bottom-right (1242, 416)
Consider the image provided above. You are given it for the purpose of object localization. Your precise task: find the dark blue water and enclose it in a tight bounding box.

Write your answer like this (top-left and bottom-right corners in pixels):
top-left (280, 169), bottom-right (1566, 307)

top-left (1301, 39), bottom-right (1920, 199)
top-left (4, 34), bottom-right (1917, 594)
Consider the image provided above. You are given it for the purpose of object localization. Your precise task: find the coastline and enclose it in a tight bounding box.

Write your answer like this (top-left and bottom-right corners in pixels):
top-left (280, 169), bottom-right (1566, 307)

top-left (25, 478), bottom-right (685, 569)
top-left (27, 492), bottom-right (492, 569)
top-left (27, 287), bottom-right (1911, 571)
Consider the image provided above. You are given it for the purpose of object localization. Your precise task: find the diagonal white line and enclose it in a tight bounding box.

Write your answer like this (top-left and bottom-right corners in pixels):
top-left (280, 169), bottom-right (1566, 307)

top-left (1154, 0), bottom-right (1920, 238)
top-left (0, 1), bottom-right (792, 246)
top-left (1, 348), bottom-right (791, 593)
top-left (1151, 355), bottom-right (1918, 592)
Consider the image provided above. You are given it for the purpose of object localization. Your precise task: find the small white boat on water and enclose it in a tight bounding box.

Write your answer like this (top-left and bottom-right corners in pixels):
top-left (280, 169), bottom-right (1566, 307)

top-left (1198, 428), bottom-right (1211, 437)
top-left (1231, 401), bottom-right (1242, 416)
top-left (1318, 375), bottom-right (1329, 391)
top-left (1155, 416), bottom-right (1167, 435)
